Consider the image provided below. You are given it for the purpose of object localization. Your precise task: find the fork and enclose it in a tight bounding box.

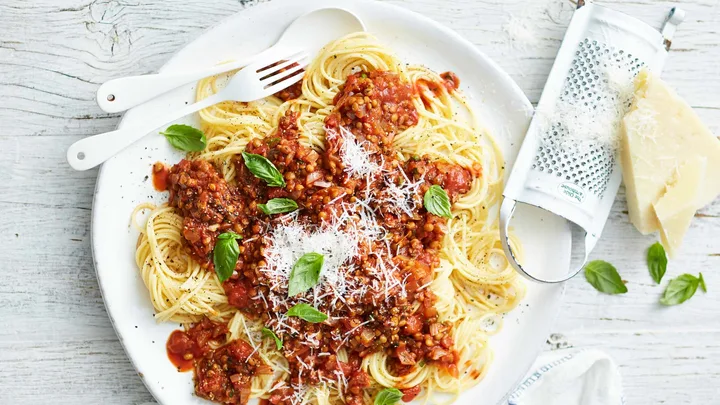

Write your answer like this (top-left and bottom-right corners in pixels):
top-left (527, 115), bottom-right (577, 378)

top-left (66, 46), bottom-right (309, 171)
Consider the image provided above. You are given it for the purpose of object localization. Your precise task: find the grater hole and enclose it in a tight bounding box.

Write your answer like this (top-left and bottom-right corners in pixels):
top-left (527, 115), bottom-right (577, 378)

top-left (531, 37), bottom-right (643, 198)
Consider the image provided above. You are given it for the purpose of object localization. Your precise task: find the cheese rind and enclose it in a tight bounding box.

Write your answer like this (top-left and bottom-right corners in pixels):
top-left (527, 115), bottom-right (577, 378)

top-left (652, 158), bottom-right (706, 258)
top-left (621, 69), bottom-right (720, 235)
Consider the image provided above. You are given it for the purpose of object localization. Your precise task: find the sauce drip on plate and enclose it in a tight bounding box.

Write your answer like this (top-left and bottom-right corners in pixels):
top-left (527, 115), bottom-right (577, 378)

top-left (152, 162), bottom-right (170, 192)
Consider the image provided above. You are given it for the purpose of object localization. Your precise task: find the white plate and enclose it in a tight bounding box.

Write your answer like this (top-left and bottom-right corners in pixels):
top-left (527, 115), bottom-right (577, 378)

top-left (91, 0), bottom-right (568, 404)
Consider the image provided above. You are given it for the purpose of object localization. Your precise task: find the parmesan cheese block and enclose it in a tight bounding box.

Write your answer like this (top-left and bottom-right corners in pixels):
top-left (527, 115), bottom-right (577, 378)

top-left (621, 68), bottom-right (720, 235)
top-left (652, 158), bottom-right (706, 258)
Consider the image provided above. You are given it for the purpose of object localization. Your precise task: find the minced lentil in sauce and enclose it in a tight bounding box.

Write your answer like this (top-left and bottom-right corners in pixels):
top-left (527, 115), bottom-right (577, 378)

top-left (161, 70), bottom-right (475, 405)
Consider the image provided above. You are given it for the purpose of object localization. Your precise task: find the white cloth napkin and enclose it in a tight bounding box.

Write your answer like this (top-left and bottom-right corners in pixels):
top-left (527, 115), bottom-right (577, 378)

top-left (507, 349), bottom-right (624, 405)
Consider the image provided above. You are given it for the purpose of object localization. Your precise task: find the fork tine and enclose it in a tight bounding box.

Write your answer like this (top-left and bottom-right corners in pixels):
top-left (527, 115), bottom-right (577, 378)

top-left (257, 52), bottom-right (309, 80)
top-left (263, 62), bottom-right (309, 94)
top-left (261, 61), bottom-right (308, 88)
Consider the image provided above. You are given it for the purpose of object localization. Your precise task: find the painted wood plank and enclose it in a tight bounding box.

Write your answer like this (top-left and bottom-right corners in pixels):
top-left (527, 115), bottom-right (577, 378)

top-left (1, 0), bottom-right (719, 403)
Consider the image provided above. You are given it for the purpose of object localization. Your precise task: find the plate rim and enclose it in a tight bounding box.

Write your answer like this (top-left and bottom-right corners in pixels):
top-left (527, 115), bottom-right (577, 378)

top-left (89, 1), bottom-right (554, 404)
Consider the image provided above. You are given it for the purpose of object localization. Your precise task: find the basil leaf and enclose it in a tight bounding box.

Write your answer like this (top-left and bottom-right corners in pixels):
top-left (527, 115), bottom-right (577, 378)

top-left (160, 124), bottom-right (207, 152)
top-left (261, 327), bottom-right (283, 350)
top-left (423, 185), bottom-right (452, 218)
top-left (212, 232), bottom-right (242, 282)
top-left (699, 272), bottom-right (707, 293)
top-left (287, 253), bottom-right (324, 297)
top-left (647, 242), bottom-right (668, 284)
top-left (660, 274), bottom-right (701, 306)
top-left (259, 198), bottom-right (298, 215)
top-left (374, 388), bottom-right (403, 405)
top-left (286, 303), bottom-right (328, 323)
top-left (584, 260), bottom-right (627, 294)
top-left (217, 231), bottom-right (242, 241)
top-left (241, 151), bottom-right (286, 187)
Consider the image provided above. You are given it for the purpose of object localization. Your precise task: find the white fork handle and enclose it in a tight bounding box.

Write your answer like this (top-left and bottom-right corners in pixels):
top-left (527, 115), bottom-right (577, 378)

top-left (96, 52), bottom-right (264, 113)
top-left (68, 93), bottom-right (226, 171)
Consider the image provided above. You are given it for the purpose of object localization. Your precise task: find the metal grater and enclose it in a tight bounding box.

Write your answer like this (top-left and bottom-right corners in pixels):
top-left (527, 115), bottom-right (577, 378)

top-left (500, 2), bottom-right (685, 283)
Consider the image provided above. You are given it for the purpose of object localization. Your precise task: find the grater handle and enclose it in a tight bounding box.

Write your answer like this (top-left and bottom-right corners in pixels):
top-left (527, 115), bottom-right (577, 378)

top-left (499, 197), bottom-right (590, 283)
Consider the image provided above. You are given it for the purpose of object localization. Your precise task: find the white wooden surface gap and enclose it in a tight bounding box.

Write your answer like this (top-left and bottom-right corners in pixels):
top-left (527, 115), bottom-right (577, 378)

top-left (1, 0), bottom-right (718, 404)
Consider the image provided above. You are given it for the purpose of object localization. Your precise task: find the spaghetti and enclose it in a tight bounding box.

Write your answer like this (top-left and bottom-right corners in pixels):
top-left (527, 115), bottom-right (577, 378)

top-left (134, 32), bottom-right (525, 405)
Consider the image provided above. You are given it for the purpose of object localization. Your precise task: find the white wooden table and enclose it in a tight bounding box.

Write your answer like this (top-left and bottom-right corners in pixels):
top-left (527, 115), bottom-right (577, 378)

top-left (1, 0), bottom-right (718, 404)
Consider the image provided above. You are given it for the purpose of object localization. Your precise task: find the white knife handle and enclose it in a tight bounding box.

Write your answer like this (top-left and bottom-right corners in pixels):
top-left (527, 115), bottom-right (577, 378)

top-left (68, 93), bottom-right (224, 171)
top-left (95, 55), bottom-right (257, 113)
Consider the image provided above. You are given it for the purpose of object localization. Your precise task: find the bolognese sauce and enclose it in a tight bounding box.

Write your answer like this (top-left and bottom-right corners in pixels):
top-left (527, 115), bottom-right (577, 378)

top-left (416, 71), bottom-right (461, 103)
top-left (161, 70), bottom-right (475, 405)
top-left (167, 318), bottom-right (272, 403)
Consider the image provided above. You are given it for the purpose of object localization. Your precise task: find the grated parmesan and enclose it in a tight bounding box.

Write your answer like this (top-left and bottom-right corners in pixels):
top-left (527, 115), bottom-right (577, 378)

top-left (535, 59), bottom-right (636, 153)
top-left (376, 164), bottom-right (424, 218)
top-left (259, 180), bottom-right (409, 337)
top-left (325, 125), bottom-right (381, 178)
top-left (260, 216), bottom-right (361, 310)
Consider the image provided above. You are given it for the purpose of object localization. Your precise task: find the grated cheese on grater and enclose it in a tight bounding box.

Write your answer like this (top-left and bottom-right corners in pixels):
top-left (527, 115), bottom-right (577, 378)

top-left (535, 44), bottom-right (637, 153)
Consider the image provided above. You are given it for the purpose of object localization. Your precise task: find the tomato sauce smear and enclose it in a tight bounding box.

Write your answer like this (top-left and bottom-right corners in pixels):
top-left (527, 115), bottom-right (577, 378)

top-left (152, 162), bottom-right (170, 192)
top-left (166, 330), bottom-right (197, 372)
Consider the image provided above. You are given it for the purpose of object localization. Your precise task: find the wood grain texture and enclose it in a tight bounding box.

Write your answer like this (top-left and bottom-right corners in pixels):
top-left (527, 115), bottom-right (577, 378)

top-left (0, 0), bottom-right (718, 404)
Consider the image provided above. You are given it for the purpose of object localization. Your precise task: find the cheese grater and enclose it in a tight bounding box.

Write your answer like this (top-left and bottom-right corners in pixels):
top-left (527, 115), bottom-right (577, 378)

top-left (500, 3), bottom-right (685, 283)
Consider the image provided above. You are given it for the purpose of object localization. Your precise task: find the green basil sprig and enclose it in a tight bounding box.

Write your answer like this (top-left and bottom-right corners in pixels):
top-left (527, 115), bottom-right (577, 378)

top-left (160, 124), bottom-right (207, 152)
top-left (584, 260), bottom-right (627, 294)
top-left (374, 388), bottom-right (403, 405)
top-left (286, 303), bottom-right (327, 323)
top-left (647, 242), bottom-right (668, 284)
top-left (423, 185), bottom-right (452, 218)
top-left (259, 198), bottom-right (298, 215)
top-left (287, 253), bottom-right (324, 297)
top-left (261, 327), bottom-right (283, 350)
top-left (212, 232), bottom-right (242, 282)
top-left (242, 151), bottom-right (286, 187)
top-left (660, 273), bottom-right (706, 306)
